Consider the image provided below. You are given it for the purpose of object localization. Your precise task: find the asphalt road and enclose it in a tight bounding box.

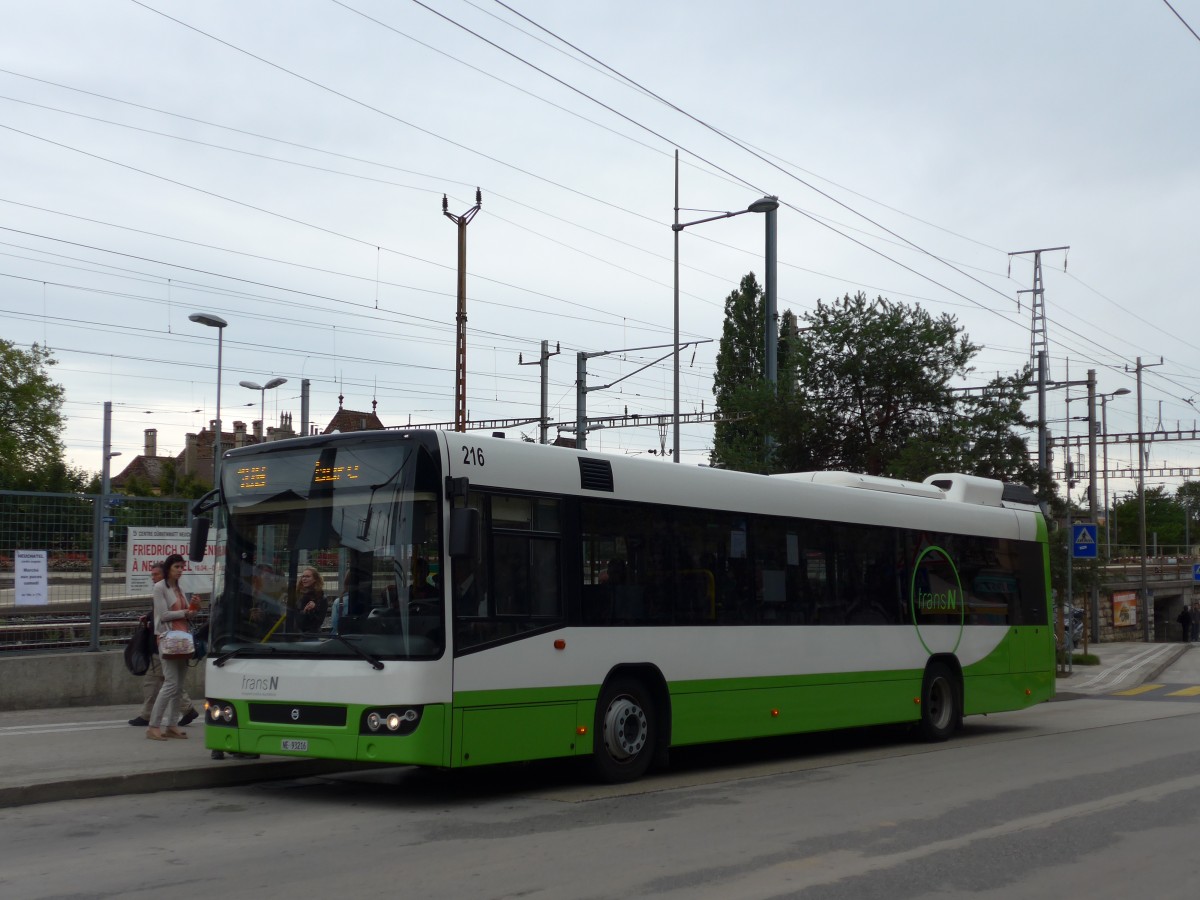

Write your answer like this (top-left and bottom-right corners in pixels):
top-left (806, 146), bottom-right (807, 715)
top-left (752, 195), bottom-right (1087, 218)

top-left (4, 693), bottom-right (1200, 900)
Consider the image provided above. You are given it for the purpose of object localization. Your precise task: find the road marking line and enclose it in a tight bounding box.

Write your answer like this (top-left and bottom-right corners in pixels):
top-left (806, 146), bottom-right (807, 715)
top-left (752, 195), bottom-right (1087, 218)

top-left (1073, 644), bottom-right (1175, 693)
top-left (1166, 686), bottom-right (1200, 696)
top-left (1113, 684), bottom-right (1164, 696)
top-left (0, 721), bottom-right (127, 736)
top-left (693, 772), bottom-right (1200, 898)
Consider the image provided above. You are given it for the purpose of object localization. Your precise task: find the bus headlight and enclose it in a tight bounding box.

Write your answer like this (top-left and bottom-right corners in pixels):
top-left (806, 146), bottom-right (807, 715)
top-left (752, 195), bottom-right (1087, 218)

top-left (205, 699), bottom-right (237, 726)
top-left (360, 707), bottom-right (421, 735)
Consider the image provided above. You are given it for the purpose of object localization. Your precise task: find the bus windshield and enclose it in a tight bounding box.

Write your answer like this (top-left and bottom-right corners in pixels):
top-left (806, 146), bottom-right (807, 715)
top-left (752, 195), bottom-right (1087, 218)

top-left (210, 438), bottom-right (444, 662)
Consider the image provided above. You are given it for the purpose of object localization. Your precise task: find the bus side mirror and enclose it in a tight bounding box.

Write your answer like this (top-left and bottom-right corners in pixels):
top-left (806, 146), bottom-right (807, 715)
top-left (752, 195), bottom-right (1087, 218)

top-left (189, 517), bottom-right (210, 562)
top-left (449, 507), bottom-right (479, 559)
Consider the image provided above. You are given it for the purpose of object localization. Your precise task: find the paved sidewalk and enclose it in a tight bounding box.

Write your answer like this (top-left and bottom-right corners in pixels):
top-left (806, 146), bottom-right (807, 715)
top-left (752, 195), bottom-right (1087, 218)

top-left (0, 705), bottom-right (367, 809)
top-left (0, 642), bottom-right (1187, 809)
top-left (1053, 641), bottom-right (1190, 697)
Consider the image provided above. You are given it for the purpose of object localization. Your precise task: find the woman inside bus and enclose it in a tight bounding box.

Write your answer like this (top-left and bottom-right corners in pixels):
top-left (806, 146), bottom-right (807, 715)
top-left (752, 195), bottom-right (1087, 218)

top-left (292, 566), bottom-right (328, 633)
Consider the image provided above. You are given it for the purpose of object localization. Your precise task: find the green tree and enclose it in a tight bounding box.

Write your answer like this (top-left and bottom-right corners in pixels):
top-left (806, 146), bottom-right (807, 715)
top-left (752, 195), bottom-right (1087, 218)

top-left (160, 459), bottom-right (209, 499)
top-left (711, 273), bottom-right (771, 470)
top-left (1180, 481), bottom-right (1200, 551)
top-left (712, 287), bottom-right (1037, 489)
top-left (786, 293), bottom-right (975, 476)
top-left (0, 340), bottom-right (89, 491)
top-left (1109, 486), bottom-right (1195, 554)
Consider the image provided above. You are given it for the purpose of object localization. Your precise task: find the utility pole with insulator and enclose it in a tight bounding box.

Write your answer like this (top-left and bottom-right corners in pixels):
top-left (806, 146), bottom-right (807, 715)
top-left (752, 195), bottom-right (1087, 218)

top-left (519, 340), bottom-right (560, 444)
top-left (444, 189), bottom-right (482, 432)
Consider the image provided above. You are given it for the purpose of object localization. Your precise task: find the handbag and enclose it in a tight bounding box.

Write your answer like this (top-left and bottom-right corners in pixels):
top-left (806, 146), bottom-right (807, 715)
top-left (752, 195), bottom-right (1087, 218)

top-left (159, 629), bottom-right (195, 659)
top-left (159, 587), bottom-right (195, 659)
top-left (123, 616), bottom-right (154, 675)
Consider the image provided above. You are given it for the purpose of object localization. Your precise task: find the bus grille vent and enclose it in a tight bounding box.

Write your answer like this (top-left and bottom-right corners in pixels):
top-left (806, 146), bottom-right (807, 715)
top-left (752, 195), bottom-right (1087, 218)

top-left (578, 458), bottom-right (614, 492)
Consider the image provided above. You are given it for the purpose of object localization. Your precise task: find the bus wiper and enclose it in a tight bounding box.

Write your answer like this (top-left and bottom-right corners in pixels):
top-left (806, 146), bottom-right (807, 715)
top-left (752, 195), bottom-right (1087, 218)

top-left (213, 645), bottom-right (283, 667)
top-left (324, 633), bottom-right (384, 672)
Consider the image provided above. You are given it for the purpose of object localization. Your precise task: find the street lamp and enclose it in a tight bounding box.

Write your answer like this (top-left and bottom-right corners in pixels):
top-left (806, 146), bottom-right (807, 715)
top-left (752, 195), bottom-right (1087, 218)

top-left (189, 312), bottom-right (228, 487)
top-left (1099, 388), bottom-right (1131, 557)
top-left (239, 377), bottom-right (288, 442)
top-left (672, 150), bottom-right (778, 463)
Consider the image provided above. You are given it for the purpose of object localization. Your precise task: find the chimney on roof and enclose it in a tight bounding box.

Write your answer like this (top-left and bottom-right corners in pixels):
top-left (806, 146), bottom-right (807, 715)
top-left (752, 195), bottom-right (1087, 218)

top-left (253, 420), bottom-right (263, 441)
top-left (234, 421), bottom-right (247, 448)
top-left (271, 412), bottom-right (295, 442)
top-left (144, 428), bottom-right (157, 458)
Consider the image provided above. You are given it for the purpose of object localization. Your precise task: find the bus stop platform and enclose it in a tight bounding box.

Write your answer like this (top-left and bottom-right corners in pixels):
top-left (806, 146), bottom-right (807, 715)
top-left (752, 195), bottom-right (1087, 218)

top-left (0, 642), bottom-right (1188, 809)
top-left (0, 704), bottom-right (368, 809)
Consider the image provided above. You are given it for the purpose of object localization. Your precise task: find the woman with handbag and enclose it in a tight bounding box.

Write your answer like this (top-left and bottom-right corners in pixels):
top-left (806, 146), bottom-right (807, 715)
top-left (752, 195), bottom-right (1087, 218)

top-left (148, 553), bottom-right (200, 741)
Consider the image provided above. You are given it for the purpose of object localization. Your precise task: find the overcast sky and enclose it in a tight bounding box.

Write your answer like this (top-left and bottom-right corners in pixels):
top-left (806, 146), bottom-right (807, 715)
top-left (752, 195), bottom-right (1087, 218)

top-left (3, 0), bottom-right (1198, 505)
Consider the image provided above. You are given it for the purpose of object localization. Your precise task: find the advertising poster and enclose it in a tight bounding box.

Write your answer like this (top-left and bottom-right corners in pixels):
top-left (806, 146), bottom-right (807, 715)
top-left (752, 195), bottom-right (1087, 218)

top-left (15, 550), bottom-right (49, 605)
top-left (125, 527), bottom-right (224, 595)
top-left (1112, 591), bottom-right (1138, 628)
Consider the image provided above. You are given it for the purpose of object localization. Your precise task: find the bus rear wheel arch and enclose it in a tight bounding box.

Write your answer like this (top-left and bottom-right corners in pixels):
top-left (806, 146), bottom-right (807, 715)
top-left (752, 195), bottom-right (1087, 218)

top-left (918, 659), bottom-right (962, 742)
top-left (592, 671), bottom-right (665, 783)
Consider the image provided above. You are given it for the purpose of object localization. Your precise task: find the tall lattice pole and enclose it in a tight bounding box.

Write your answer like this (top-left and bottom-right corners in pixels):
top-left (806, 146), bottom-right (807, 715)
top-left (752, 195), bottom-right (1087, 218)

top-left (1009, 245), bottom-right (1068, 477)
top-left (444, 189), bottom-right (482, 432)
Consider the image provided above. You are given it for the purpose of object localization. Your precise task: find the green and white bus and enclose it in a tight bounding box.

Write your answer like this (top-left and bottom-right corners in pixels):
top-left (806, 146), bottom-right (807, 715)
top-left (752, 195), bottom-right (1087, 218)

top-left (195, 429), bottom-right (1054, 782)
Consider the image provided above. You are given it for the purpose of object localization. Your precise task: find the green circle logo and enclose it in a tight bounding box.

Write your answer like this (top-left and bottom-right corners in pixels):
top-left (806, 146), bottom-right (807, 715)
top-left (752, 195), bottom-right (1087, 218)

top-left (909, 545), bottom-right (964, 656)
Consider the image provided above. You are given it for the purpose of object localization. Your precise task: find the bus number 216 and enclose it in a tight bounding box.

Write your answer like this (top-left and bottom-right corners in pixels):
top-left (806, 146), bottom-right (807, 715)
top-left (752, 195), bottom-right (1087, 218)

top-left (462, 446), bottom-right (485, 466)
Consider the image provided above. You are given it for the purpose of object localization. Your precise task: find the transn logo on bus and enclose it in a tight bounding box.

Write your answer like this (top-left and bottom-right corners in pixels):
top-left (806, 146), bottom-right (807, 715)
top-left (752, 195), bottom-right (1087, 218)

top-left (241, 675), bottom-right (279, 694)
top-left (915, 589), bottom-right (958, 612)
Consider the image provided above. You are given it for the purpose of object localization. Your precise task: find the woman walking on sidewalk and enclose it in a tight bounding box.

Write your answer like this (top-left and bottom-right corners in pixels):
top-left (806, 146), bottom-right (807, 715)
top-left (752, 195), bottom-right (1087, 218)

top-left (129, 561), bottom-right (199, 728)
top-left (147, 553), bottom-right (199, 741)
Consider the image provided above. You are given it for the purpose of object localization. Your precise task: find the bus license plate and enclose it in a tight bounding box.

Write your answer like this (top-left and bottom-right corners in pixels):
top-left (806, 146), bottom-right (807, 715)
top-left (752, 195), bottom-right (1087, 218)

top-left (281, 739), bottom-right (308, 752)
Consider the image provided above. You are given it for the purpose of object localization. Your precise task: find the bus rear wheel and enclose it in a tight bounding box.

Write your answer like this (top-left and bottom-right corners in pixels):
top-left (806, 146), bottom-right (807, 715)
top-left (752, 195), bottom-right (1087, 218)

top-left (592, 677), bottom-right (655, 783)
top-left (918, 662), bottom-right (960, 742)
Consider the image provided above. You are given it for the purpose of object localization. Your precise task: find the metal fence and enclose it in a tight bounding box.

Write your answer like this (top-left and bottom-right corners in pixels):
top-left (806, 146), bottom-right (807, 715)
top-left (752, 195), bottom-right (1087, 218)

top-left (0, 490), bottom-right (191, 653)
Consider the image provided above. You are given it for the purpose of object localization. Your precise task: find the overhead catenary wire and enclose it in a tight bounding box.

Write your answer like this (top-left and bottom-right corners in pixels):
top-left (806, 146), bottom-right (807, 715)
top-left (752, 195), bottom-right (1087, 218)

top-left (4, 6), bottom-right (1194, 473)
top-left (0, 28), bottom-right (1160, 385)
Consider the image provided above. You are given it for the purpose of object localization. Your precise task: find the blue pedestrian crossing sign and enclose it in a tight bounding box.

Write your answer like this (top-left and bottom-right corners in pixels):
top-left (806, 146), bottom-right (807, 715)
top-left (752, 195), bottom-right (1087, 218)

top-left (1193, 563), bottom-right (1200, 582)
top-left (1072, 523), bottom-right (1098, 559)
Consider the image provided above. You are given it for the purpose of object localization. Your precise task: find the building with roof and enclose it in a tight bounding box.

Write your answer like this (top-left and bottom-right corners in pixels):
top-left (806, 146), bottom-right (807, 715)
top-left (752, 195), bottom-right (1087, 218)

top-left (112, 395), bottom-right (385, 493)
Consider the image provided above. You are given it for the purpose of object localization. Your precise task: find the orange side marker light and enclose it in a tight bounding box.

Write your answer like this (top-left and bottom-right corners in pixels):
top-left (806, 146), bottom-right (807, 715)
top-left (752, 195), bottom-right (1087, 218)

top-left (553, 639), bottom-right (566, 650)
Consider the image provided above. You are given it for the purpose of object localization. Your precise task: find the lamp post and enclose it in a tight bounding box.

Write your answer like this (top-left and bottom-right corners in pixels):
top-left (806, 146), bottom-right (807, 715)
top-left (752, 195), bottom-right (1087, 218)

top-left (672, 150), bottom-right (778, 463)
top-left (239, 377), bottom-right (287, 442)
top-left (189, 313), bottom-right (228, 488)
top-left (1099, 388), bottom-right (1131, 557)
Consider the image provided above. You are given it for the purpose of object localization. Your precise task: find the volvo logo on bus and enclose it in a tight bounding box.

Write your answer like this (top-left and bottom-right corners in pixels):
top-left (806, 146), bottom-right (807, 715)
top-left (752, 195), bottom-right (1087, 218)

top-left (291, 708), bottom-right (300, 721)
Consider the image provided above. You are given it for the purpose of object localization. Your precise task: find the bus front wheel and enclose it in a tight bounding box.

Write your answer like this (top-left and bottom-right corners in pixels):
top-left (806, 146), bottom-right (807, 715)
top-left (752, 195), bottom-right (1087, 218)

top-left (918, 662), bottom-right (960, 742)
top-left (592, 677), bottom-right (655, 783)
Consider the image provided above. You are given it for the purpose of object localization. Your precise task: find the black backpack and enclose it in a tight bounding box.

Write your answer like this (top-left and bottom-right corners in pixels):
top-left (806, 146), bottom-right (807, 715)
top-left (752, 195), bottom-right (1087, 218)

top-left (123, 614), bottom-right (155, 676)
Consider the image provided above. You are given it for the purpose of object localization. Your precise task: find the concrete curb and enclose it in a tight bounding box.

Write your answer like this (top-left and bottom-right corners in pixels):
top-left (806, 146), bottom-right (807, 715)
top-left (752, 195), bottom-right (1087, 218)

top-left (0, 759), bottom-right (372, 810)
top-left (1142, 644), bottom-right (1190, 682)
top-left (1053, 643), bottom-right (1190, 702)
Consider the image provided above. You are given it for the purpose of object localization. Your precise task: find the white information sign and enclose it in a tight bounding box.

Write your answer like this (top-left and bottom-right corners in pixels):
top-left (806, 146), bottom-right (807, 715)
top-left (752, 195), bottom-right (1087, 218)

top-left (125, 527), bottom-right (224, 596)
top-left (15, 550), bottom-right (49, 605)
